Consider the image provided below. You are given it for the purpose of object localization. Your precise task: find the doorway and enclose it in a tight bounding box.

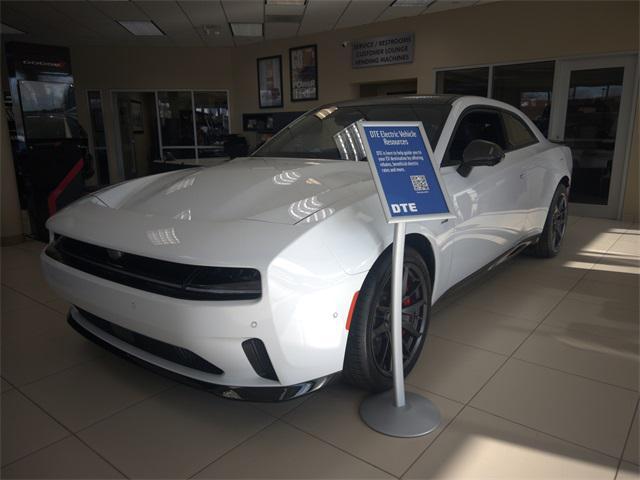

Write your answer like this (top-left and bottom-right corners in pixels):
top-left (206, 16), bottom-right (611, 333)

top-left (114, 92), bottom-right (159, 180)
top-left (549, 55), bottom-right (637, 218)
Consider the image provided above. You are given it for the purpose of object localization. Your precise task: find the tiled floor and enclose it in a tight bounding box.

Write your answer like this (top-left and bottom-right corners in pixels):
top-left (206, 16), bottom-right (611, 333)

top-left (1, 216), bottom-right (638, 479)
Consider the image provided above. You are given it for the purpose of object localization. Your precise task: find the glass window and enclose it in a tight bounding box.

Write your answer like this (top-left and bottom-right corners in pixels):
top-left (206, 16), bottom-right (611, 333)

top-left (194, 91), bottom-right (229, 146)
top-left (88, 91), bottom-right (106, 147)
top-left (162, 148), bottom-right (196, 161)
top-left (436, 67), bottom-right (489, 97)
top-left (446, 110), bottom-right (507, 165)
top-left (564, 67), bottom-right (624, 205)
top-left (492, 61), bottom-right (555, 136)
top-left (502, 112), bottom-right (537, 149)
top-left (157, 91), bottom-right (194, 146)
top-left (254, 104), bottom-right (451, 160)
top-left (87, 91), bottom-right (110, 185)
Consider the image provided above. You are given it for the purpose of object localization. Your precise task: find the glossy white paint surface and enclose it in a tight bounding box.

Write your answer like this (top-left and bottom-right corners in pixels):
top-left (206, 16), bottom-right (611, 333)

top-left (42, 97), bottom-right (571, 388)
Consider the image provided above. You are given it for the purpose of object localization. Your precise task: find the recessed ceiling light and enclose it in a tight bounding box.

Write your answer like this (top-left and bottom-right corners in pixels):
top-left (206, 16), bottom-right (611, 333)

top-left (1, 23), bottom-right (26, 35)
top-left (118, 20), bottom-right (164, 36)
top-left (392, 0), bottom-right (432, 6)
top-left (265, 0), bottom-right (306, 5)
top-left (230, 23), bottom-right (263, 37)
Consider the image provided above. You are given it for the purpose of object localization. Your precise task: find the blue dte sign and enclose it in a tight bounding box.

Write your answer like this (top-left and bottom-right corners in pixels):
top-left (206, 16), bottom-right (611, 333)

top-left (358, 122), bottom-right (455, 223)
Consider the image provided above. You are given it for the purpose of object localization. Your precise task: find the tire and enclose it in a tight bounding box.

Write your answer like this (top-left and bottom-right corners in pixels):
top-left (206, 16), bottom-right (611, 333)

top-left (343, 246), bottom-right (432, 392)
top-left (528, 183), bottom-right (569, 258)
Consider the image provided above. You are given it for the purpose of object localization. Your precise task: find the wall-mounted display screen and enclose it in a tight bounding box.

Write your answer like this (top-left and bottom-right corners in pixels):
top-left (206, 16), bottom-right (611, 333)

top-left (18, 80), bottom-right (83, 140)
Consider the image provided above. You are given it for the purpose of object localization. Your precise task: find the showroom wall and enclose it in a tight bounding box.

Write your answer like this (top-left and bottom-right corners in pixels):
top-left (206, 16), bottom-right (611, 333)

top-left (226, 0), bottom-right (638, 220)
top-left (69, 46), bottom-right (233, 185)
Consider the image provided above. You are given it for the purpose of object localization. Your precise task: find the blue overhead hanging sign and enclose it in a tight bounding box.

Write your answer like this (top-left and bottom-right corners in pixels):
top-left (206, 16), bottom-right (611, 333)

top-left (357, 121), bottom-right (455, 223)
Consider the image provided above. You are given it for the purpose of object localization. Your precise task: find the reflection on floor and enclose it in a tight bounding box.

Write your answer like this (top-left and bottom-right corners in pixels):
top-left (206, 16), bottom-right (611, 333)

top-left (1, 216), bottom-right (638, 479)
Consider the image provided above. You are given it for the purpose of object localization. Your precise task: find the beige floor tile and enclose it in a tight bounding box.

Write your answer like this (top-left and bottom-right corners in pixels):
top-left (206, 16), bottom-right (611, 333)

top-left (44, 298), bottom-right (71, 315)
top-left (543, 297), bottom-right (638, 343)
top-left (248, 393), bottom-right (311, 418)
top-left (0, 247), bottom-right (42, 274)
top-left (78, 385), bottom-right (274, 478)
top-left (568, 279), bottom-right (639, 307)
top-left (22, 355), bottom-right (175, 431)
top-left (618, 461), bottom-right (640, 480)
top-left (1, 436), bottom-right (123, 479)
top-left (1, 287), bottom-right (38, 314)
top-left (1, 322), bottom-right (105, 386)
top-left (1, 377), bottom-right (13, 392)
top-left (608, 236), bottom-right (640, 257)
top-left (430, 303), bottom-right (539, 355)
top-left (1, 301), bottom-right (68, 341)
top-left (14, 241), bottom-right (47, 255)
top-left (514, 323), bottom-right (639, 391)
top-left (585, 255), bottom-right (640, 286)
top-left (282, 381), bottom-right (462, 477)
top-left (457, 281), bottom-right (563, 322)
top-left (470, 359), bottom-right (638, 457)
top-left (406, 336), bottom-right (506, 403)
top-left (1, 267), bottom-right (58, 303)
top-left (404, 407), bottom-right (618, 479)
top-left (1, 390), bottom-right (69, 466)
top-left (624, 406), bottom-right (639, 465)
top-left (194, 421), bottom-right (392, 479)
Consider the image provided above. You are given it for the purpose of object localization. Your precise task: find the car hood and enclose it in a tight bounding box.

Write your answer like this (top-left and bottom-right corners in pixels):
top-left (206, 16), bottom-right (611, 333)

top-left (93, 157), bottom-right (373, 225)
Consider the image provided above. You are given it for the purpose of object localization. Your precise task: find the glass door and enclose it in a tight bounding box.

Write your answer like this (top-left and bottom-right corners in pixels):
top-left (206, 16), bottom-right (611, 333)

top-left (548, 55), bottom-right (637, 218)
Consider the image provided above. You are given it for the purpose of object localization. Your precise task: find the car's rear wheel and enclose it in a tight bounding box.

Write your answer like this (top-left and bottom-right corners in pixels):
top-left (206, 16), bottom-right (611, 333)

top-left (527, 183), bottom-right (569, 258)
top-left (343, 246), bottom-right (431, 392)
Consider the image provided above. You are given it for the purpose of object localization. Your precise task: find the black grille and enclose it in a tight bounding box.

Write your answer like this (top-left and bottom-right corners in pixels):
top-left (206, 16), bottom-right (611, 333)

top-left (45, 236), bottom-right (261, 301)
top-left (242, 338), bottom-right (278, 381)
top-left (79, 309), bottom-right (224, 375)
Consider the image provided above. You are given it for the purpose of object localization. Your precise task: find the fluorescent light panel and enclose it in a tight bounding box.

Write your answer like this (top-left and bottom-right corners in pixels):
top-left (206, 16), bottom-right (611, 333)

top-left (118, 20), bottom-right (164, 36)
top-left (1, 23), bottom-right (26, 35)
top-left (230, 23), bottom-right (263, 37)
top-left (265, 0), bottom-right (306, 5)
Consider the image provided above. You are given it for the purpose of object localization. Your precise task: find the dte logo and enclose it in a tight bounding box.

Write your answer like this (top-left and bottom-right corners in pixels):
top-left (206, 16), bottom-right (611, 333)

top-left (391, 203), bottom-right (418, 214)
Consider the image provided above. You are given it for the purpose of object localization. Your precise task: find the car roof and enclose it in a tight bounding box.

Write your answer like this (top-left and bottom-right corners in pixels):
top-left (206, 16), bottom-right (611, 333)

top-left (325, 94), bottom-right (461, 109)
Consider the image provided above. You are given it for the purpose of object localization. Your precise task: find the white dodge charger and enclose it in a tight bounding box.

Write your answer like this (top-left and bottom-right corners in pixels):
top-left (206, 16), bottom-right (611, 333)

top-left (41, 95), bottom-right (572, 401)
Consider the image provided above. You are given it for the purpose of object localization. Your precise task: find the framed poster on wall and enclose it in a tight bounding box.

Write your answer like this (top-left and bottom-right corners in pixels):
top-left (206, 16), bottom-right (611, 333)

top-left (290, 45), bottom-right (318, 101)
top-left (257, 55), bottom-right (283, 108)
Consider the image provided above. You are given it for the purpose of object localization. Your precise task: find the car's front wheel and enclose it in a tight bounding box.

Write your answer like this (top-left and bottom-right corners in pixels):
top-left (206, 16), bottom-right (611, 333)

top-left (343, 246), bottom-right (431, 392)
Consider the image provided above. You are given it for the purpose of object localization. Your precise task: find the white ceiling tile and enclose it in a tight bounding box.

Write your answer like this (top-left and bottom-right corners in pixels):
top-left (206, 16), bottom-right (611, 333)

top-left (298, 0), bottom-right (348, 35)
top-left (425, 0), bottom-right (479, 13)
top-left (221, 0), bottom-right (263, 23)
top-left (377, 3), bottom-right (432, 21)
top-left (334, 0), bottom-right (392, 29)
top-left (91, 1), bottom-right (149, 21)
top-left (178, 1), bottom-right (234, 46)
top-left (265, 3), bottom-right (306, 17)
top-left (265, 22), bottom-right (299, 39)
top-left (51, 1), bottom-right (131, 38)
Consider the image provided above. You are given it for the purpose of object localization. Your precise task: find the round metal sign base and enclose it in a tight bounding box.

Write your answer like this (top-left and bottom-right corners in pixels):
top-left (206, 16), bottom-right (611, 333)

top-left (360, 390), bottom-right (441, 438)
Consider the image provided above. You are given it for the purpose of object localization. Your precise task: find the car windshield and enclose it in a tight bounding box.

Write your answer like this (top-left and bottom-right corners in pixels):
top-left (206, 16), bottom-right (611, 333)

top-left (253, 103), bottom-right (451, 160)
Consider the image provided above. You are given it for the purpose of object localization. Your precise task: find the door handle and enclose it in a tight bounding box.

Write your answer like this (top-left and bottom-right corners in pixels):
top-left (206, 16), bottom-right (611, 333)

top-left (520, 172), bottom-right (528, 179)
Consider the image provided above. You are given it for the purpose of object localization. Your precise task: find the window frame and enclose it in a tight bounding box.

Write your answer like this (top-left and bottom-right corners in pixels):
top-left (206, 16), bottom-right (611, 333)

top-left (500, 110), bottom-right (539, 151)
top-left (442, 105), bottom-right (539, 167)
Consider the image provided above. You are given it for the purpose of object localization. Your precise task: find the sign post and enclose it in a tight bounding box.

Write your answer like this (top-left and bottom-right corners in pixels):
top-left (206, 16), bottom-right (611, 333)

top-left (357, 121), bottom-right (455, 437)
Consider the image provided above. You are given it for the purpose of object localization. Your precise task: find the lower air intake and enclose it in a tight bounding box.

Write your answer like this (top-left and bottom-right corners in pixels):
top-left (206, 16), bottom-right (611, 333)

top-left (242, 338), bottom-right (278, 381)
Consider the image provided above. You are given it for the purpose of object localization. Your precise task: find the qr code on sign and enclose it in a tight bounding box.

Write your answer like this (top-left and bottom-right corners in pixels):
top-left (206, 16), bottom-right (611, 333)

top-left (410, 175), bottom-right (430, 192)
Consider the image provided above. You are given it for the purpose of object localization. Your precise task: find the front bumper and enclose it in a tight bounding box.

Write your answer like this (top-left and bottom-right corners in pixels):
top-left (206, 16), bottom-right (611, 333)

top-left (68, 308), bottom-right (334, 401)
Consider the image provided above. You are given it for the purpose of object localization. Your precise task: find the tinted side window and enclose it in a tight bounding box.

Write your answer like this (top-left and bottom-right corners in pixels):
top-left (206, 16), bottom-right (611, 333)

top-left (447, 110), bottom-right (508, 164)
top-left (502, 112), bottom-right (538, 149)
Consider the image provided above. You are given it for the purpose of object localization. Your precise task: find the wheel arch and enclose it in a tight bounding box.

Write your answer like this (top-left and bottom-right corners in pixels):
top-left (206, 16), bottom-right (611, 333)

top-left (405, 233), bottom-right (435, 288)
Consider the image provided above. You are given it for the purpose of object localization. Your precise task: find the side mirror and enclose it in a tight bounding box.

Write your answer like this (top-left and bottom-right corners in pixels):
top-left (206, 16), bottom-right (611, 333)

top-left (457, 139), bottom-right (505, 177)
